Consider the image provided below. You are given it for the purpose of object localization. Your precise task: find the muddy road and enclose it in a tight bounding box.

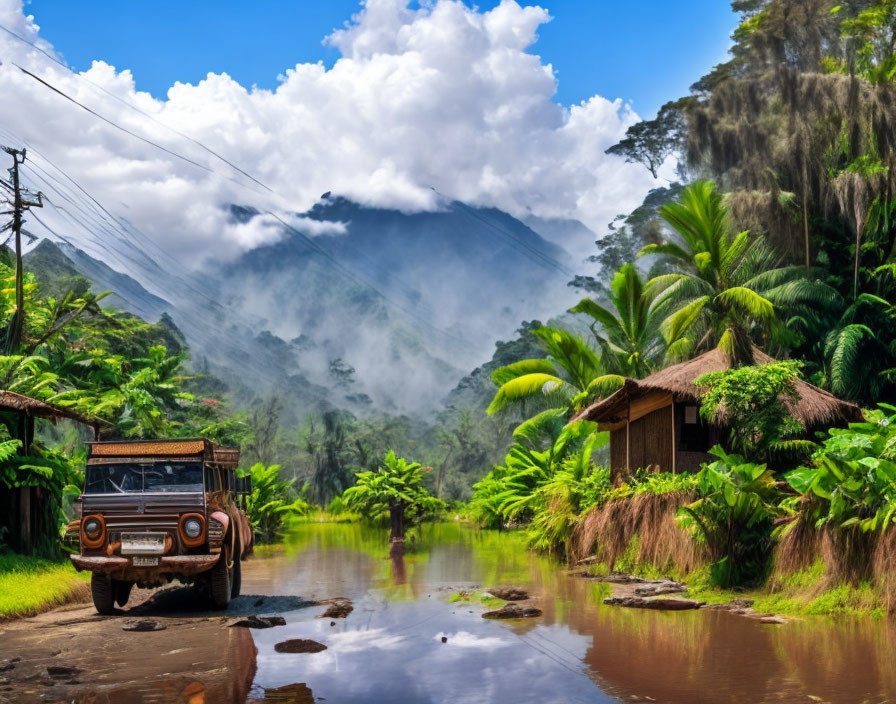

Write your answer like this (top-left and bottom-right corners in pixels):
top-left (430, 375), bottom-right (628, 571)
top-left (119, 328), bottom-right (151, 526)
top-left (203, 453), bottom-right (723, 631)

top-left (2, 523), bottom-right (896, 704)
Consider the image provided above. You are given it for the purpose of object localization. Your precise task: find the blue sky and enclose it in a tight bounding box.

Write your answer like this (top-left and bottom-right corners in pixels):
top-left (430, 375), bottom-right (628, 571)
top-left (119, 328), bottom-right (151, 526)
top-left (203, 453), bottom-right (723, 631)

top-left (25, 0), bottom-right (738, 118)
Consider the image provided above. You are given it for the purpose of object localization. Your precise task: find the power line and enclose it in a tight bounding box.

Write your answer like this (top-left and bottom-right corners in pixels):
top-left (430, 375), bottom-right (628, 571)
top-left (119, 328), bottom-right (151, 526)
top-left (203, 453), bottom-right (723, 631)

top-left (6, 30), bottom-right (576, 286)
top-left (0, 22), bottom-right (275, 195)
top-left (2, 43), bottom-right (568, 356)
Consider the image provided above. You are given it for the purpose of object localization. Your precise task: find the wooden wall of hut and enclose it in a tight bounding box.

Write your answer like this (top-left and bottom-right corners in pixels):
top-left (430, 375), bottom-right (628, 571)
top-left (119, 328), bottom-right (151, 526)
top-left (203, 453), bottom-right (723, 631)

top-left (609, 405), bottom-right (674, 481)
top-left (630, 406), bottom-right (673, 473)
top-left (610, 428), bottom-right (627, 480)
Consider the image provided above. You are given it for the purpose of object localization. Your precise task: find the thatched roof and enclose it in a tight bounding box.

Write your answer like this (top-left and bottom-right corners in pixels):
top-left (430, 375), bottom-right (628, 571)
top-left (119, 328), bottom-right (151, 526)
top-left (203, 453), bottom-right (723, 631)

top-left (573, 348), bottom-right (863, 428)
top-left (0, 390), bottom-right (98, 426)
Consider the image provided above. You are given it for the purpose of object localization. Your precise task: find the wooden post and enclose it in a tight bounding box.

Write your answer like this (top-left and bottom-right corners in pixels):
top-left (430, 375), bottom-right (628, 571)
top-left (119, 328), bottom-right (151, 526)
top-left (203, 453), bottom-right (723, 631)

top-left (625, 398), bottom-right (631, 475)
top-left (671, 401), bottom-right (677, 475)
top-left (19, 486), bottom-right (30, 552)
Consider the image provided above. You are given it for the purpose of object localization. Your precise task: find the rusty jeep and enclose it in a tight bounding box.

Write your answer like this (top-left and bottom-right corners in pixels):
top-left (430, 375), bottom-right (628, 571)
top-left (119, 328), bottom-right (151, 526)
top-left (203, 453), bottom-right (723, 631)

top-left (70, 439), bottom-right (253, 613)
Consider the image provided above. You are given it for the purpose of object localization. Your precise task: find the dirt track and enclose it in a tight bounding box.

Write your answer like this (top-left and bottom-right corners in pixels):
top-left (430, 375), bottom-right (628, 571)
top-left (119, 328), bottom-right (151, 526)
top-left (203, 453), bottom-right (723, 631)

top-left (0, 585), bottom-right (263, 704)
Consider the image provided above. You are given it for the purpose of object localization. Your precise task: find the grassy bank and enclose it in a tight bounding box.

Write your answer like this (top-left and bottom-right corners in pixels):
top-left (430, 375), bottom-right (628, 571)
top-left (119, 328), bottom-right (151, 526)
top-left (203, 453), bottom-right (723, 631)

top-left (0, 554), bottom-right (90, 619)
top-left (685, 560), bottom-right (887, 619)
top-left (581, 557), bottom-right (888, 619)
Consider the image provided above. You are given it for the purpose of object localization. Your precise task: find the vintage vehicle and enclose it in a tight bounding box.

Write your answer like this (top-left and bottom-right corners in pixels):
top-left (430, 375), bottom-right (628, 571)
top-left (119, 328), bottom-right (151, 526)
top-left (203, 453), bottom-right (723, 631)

top-left (69, 439), bottom-right (253, 614)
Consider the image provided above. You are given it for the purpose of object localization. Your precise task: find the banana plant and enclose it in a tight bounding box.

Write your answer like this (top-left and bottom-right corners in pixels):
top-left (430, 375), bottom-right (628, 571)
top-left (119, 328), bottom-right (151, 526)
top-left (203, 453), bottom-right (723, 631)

top-left (239, 462), bottom-right (310, 543)
top-left (783, 405), bottom-right (896, 533)
top-left (678, 445), bottom-right (780, 586)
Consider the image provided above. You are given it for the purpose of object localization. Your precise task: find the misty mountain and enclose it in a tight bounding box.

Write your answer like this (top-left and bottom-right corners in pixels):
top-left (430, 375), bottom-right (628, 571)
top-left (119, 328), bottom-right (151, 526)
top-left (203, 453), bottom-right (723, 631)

top-left (24, 239), bottom-right (173, 323)
top-left (32, 195), bottom-right (591, 416)
top-left (212, 196), bottom-right (580, 410)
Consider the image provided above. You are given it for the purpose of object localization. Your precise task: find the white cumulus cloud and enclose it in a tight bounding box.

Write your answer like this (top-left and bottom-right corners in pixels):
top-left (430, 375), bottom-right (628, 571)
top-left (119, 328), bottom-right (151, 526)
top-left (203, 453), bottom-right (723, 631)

top-left (0, 0), bottom-right (653, 264)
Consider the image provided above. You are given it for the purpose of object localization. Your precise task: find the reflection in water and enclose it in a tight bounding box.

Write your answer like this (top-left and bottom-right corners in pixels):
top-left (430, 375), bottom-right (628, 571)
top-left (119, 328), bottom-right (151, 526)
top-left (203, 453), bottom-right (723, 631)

top-left (245, 523), bottom-right (896, 704)
top-left (390, 553), bottom-right (407, 585)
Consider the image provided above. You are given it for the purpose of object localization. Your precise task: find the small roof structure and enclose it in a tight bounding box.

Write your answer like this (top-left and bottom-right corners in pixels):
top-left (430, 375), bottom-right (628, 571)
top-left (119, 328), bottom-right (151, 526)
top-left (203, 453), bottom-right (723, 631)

top-left (0, 390), bottom-right (99, 427)
top-left (572, 348), bottom-right (863, 428)
top-left (87, 438), bottom-right (240, 469)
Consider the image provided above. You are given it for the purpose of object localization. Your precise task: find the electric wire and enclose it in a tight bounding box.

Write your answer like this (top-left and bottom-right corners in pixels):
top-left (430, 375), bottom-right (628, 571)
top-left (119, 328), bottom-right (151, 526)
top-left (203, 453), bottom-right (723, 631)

top-left (0, 22), bottom-right (275, 195)
top-left (1, 37), bottom-right (570, 358)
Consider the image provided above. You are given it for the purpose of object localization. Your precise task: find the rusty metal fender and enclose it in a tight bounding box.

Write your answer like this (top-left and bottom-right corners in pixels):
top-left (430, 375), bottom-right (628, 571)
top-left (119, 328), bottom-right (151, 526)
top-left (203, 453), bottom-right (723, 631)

top-left (210, 509), bottom-right (230, 535)
top-left (237, 510), bottom-right (253, 558)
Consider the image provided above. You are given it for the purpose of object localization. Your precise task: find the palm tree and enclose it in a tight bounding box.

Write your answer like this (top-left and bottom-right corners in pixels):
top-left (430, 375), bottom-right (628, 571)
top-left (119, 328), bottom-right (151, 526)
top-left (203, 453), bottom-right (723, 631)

top-left (569, 263), bottom-right (663, 378)
top-left (486, 326), bottom-right (623, 415)
top-left (822, 293), bottom-right (896, 403)
top-left (641, 180), bottom-right (837, 366)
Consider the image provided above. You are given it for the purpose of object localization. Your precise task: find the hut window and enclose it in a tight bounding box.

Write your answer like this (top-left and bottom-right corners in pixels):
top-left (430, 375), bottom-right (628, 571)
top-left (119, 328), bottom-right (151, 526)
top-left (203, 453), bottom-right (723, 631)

top-left (679, 405), bottom-right (711, 452)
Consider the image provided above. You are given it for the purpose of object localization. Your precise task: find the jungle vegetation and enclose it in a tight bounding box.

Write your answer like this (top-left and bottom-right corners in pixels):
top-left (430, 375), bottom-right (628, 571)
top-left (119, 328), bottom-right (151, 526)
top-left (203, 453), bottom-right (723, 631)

top-left (8, 0), bottom-right (896, 616)
top-left (463, 0), bottom-right (896, 607)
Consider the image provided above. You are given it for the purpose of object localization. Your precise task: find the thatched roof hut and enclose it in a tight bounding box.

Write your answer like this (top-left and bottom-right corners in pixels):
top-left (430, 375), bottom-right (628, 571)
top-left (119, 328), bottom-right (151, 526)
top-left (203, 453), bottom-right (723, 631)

top-left (0, 390), bottom-right (97, 426)
top-left (572, 348), bottom-right (863, 478)
top-left (0, 390), bottom-right (102, 555)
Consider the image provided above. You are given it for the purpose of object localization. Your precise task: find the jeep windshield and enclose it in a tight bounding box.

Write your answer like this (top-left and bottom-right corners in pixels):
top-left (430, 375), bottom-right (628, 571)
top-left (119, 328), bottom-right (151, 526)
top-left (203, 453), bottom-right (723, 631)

top-left (84, 462), bottom-right (204, 494)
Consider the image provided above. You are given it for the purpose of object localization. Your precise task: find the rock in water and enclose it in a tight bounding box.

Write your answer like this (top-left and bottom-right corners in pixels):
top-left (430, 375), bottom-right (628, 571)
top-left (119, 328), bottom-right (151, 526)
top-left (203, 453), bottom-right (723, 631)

top-left (229, 615), bottom-right (287, 629)
top-left (46, 666), bottom-right (81, 679)
top-left (603, 597), bottom-right (705, 611)
top-left (319, 600), bottom-right (353, 618)
top-left (482, 604), bottom-right (542, 619)
top-left (262, 682), bottom-right (315, 703)
top-left (486, 587), bottom-right (529, 601)
top-left (632, 580), bottom-right (686, 597)
top-left (274, 639), bottom-right (328, 654)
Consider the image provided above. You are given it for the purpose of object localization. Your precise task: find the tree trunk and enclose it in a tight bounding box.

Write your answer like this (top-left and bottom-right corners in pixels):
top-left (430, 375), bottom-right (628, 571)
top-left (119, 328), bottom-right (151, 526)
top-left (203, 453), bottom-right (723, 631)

top-left (802, 164), bottom-right (811, 273)
top-left (389, 504), bottom-right (405, 542)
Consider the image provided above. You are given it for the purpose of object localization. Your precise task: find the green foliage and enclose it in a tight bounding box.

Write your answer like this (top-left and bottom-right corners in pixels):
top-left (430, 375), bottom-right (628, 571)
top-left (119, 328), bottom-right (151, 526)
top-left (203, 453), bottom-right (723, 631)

top-left (696, 360), bottom-right (807, 464)
top-left (468, 416), bottom-right (609, 555)
top-left (784, 406), bottom-right (896, 532)
top-left (609, 468), bottom-right (700, 501)
top-left (678, 446), bottom-right (781, 587)
top-left (570, 263), bottom-right (664, 378)
top-left (487, 326), bottom-right (623, 415)
top-left (0, 553), bottom-right (89, 618)
top-left (239, 462), bottom-right (310, 543)
top-left (642, 181), bottom-right (836, 365)
top-left (342, 451), bottom-right (446, 539)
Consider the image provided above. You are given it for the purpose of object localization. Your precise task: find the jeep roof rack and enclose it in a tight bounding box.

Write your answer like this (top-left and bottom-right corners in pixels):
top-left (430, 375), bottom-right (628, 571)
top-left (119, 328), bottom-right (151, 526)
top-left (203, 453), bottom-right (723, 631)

top-left (86, 438), bottom-right (240, 470)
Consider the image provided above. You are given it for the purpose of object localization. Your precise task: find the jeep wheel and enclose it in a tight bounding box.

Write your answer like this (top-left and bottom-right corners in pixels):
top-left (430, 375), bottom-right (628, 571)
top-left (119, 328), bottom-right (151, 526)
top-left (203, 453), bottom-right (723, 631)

top-left (115, 580), bottom-right (134, 607)
top-left (91, 573), bottom-right (116, 615)
top-left (231, 544), bottom-right (242, 599)
top-left (209, 548), bottom-right (232, 609)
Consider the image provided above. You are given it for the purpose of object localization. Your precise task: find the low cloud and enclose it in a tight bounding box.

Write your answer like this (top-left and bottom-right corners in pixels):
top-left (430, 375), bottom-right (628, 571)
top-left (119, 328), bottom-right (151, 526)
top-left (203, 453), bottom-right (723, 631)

top-left (0, 0), bottom-right (654, 263)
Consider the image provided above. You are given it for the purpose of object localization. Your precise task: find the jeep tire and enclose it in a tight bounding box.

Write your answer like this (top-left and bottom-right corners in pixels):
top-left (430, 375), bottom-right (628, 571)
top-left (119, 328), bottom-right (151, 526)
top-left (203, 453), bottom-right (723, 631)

top-left (209, 546), bottom-right (232, 609)
top-left (231, 546), bottom-right (242, 599)
top-left (91, 573), bottom-right (116, 615)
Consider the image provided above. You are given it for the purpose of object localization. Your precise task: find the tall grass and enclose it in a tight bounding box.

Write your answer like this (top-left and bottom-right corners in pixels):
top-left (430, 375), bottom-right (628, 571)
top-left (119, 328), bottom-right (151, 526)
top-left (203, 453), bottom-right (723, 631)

top-left (575, 489), bottom-right (702, 574)
top-left (774, 520), bottom-right (896, 612)
top-left (0, 554), bottom-right (89, 619)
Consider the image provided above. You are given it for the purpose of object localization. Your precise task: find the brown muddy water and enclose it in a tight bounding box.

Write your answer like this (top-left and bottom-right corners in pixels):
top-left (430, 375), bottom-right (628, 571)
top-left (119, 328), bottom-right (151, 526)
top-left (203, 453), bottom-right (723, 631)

top-left (1, 522), bottom-right (895, 704)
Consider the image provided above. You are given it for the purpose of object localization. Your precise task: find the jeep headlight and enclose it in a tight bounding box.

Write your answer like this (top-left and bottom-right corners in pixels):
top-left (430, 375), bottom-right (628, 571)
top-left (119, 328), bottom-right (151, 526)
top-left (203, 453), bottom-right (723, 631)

top-left (84, 518), bottom-right (102, 539)
top-left (184, 518), bottom-right (203, 539)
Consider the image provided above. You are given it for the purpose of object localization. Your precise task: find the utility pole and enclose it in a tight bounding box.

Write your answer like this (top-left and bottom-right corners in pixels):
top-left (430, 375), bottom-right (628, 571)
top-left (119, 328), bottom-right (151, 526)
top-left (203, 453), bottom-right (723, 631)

top-left (1, 147), bottom-right (42, 354)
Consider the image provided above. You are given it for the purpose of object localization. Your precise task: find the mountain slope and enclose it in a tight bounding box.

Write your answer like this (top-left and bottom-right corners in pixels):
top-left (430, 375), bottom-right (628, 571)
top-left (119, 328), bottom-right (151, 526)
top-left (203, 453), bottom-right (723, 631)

top-left (38, 195), bottom-right (586, 416)
top-left (24, 239), bottom-right (171, 321)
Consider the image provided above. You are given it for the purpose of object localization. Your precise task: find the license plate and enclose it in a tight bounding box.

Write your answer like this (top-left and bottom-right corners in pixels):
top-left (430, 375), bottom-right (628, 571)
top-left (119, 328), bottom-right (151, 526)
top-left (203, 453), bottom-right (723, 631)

top-left (121, 532), bottom-right (166, 556)
top-left (132, 556), bottom-right (159, 567)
